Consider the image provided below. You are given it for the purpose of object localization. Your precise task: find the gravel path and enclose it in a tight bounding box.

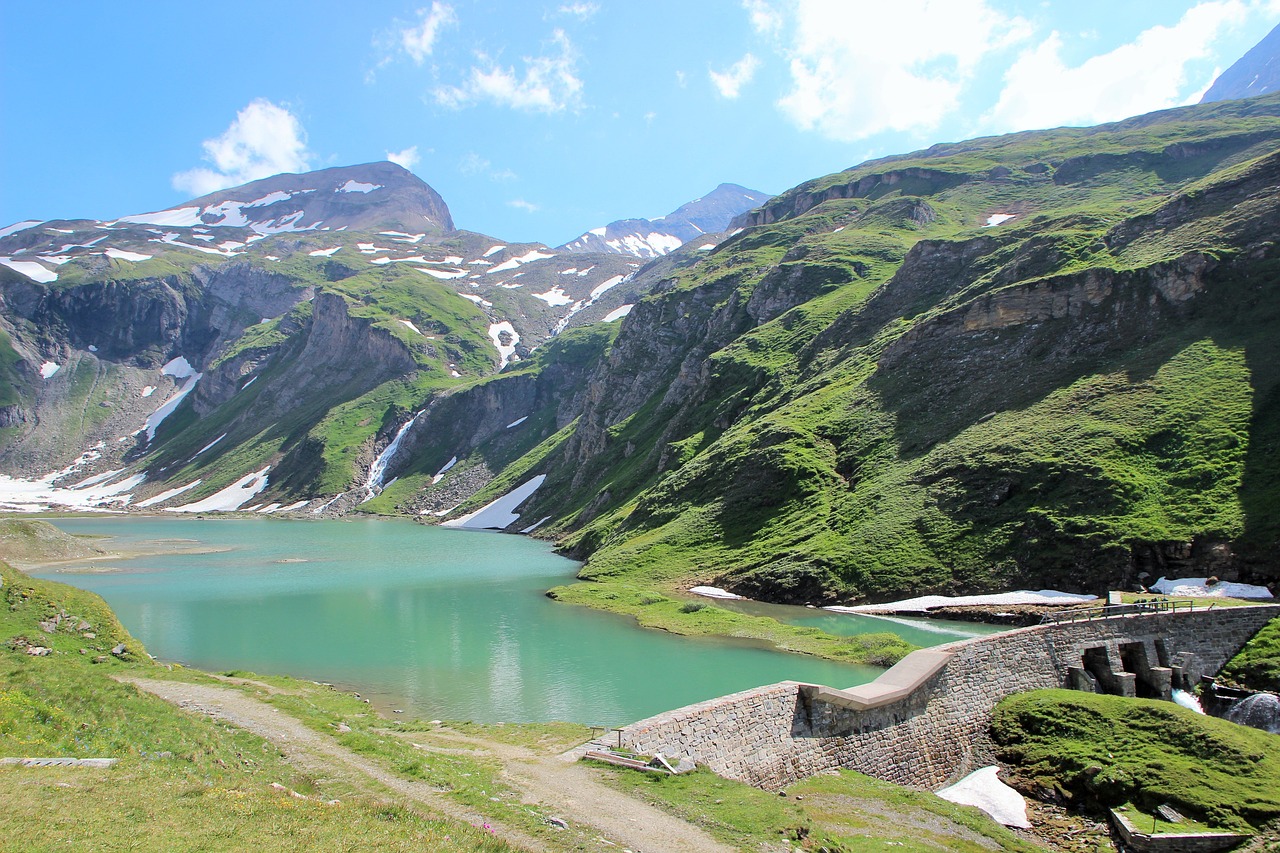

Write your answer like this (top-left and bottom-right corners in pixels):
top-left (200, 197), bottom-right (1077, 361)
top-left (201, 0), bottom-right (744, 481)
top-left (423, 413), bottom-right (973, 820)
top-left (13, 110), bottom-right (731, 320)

top-left (124, 677), bottom-right (732, 853)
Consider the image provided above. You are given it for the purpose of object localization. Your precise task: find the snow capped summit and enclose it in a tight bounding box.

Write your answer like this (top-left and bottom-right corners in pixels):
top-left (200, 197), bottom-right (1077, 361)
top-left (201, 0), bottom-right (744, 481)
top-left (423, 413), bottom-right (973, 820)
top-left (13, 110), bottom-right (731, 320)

top-left (116, 161), bottom-right (454, 235)
top-left (558, 183), bottom-right (772, 259)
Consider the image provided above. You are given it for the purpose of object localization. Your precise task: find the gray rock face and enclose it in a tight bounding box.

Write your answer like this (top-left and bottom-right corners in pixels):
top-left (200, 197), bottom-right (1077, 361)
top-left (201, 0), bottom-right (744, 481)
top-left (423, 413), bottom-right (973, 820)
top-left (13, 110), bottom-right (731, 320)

top-left (1201, 23), bottom-right (1280, 103)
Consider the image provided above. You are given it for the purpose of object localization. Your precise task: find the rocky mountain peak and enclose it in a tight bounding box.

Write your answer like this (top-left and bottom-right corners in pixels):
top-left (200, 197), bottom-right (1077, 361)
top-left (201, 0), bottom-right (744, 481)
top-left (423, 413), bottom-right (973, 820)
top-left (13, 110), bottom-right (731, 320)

top-left (558, 182), bottom-right (772, 259)
top-left (1201, 22), bottom-right (1280, 103)
top-left (115, 161), bottom-right (454, 235)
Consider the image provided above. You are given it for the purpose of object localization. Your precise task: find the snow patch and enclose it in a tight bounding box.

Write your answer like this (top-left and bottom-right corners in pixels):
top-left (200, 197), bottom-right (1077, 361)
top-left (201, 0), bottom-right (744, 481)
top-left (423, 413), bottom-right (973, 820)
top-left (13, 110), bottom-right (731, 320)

top-left (168, 467), bottom-right (270, 513)
top-left (1151, 577), bottom-right (1273, 599)
top-left (136, 480), bottom-right (202, 509)
top-left (602, 304), bottom-right (633, 322)
top-left (431, 456), bottom-right (458, 485)
top-left (984, 214), bottom-right (1015, 227)
top-left (418, 267), bottom-right (468, 279)
top-left (826, 589), bottom-right (1096, 613)
top-left (338, 180), bottom-right (381, 193)
top-left (0, 220), bottom-right (42, 239)
top-left (193, 433), bottom-right (227, 457)
top-left (116, 207), bottom-right (202, 228)
top-left (0, 258), bottom-right (58, 283)
top-left (690, 586), bottom-right (742, 600)
top-left (39, 362), bottom-right (61, 379)
top-left (936, 767), bottom-right (1030, 828)
top-left (460, 293), bottom-right (493, 308)
top-left (488, 321), bottom-right (519, 369)
top-left (141, 386), bottom-right (157, 398)
top-left (482, 244), bottom-right (506, 257)
top-left (487, 249), bottom-right (555, 274)
top-left (144, 358), bottom-right (202, 442)
top-left (532, 285), bottom-right (574, 307)
top-left (104, 248), bottom-right (153, 262)
top-left (363, 412), bottom-right (422, 497)
top-left (309, 246), bottom-right (342, 257)
top-left (442, 474), bottom-right (547, 530)
top-left (399, 319), bottom-right (423, 335)
top-left (506, 416), bottom-right (528, 428)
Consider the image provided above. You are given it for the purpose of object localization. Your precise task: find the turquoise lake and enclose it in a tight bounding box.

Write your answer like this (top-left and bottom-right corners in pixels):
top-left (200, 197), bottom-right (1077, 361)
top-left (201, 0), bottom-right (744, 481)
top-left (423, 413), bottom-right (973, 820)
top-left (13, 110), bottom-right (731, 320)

top-left (39, 516), bottom-right (989, 725)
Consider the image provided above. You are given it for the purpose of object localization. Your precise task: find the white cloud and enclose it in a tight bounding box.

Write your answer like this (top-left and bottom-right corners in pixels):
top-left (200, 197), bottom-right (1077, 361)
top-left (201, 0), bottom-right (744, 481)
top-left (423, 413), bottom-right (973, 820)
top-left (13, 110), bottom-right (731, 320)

top-left (434, 29), bottom-right (583, 112)
top-left (507, 198), bottom-right (539, 212)
top-left (401, 3), bottom-right (457, 64)
top-left (558, 2), bottom-right (599, 18)
top-left (986, 1), bottom-right (1254, 132)
top-left (387, 146), bottom-right (420, 170)
top-left (675, 69), bottom-right (688, 88)
top-left (459, 152), bottom-right (517, 181)
top-left (172, 99), bottom-right (311, 196)
top-left (752, 0), bottom-right (1031, 142)
top-left (709, 53), bottom-right (761, 99)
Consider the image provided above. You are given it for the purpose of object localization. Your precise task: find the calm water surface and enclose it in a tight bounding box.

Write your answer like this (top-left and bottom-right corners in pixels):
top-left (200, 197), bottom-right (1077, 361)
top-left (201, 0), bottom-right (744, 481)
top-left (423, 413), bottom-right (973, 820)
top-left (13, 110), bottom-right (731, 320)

top-left (41, 517), bottom-right (976, 725)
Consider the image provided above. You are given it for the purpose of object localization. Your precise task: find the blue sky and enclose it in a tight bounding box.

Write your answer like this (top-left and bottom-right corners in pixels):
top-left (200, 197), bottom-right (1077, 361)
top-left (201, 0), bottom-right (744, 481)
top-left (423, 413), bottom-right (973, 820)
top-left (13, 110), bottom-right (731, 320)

top-left (2, 1), bottom-right (1278, 246)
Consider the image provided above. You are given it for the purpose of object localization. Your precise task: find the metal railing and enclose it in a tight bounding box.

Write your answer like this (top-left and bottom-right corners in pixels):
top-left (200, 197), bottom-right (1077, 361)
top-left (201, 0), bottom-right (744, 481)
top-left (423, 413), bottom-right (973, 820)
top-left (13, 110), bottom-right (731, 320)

top-left (1040, 598), bottom-right (1199, 624)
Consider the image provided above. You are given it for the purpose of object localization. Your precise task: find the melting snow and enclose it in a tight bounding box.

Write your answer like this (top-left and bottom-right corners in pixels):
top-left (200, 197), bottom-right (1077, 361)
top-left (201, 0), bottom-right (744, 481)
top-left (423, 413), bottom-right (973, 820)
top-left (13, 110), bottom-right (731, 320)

top-left (442, 474), bottom-right (547, 530)
top-left (506, 416), bottom-right (528, 428)
top-left (144, 357), bottom-right (202, 442)
top-left (488, 321), bottom-right (520, 369)
top-left (379, 231), bottom-right (425, 244)
top-left (0, 258), bottom-right (58, 283)
top-left (487, 249), bottom-right (555, 274)
top-left (691, 586), bottom-right (742, 600)
top-left (0, 220), bottom-right (42, 239)
top-left (338, 180), bottom-right (381, 193)
top-left (984, 214), bottom-right (1015, 227)
top-left (104, 248), bottom-right (152, 262)
top-left (431, 456), bottom-right (458, 485)
top-left (136, 480), bottom-right (202, 509)
top-left (697, 244), bottom-right (715, 251)
top-left (1151, 577), bottom-right (1273, 599)
top-left (936, 767), bottom-right (1030, 828)
top-left (309, 246), bottom-right (342, 257)
top-left (532, 286), bottom-right (574, 307)
top-left (460, 294), bottom-right (492, 308)
top-left (418, 267), bottom-right (468, 279)
top-left (483, 244), bottom-right (506, 257)
top-left (168, 466), bottom-right (270, 513)
top-left (589, 275), bottom-right (625, 301)
top-left (399, 319), bottom-right (423, 335)
top-left (117, 207), bottom-right (203, 228)
top-left (39, 362), bottom-right (61, 379)
top-left (602, 304), bottom-right (633, 322)
top-left (559, 268), bottom-right (579, 275)
top-left (141, 386), bottom-right (157, 397)
top-left (827, 589), bottom-right (1096, 613)
top-left (0, 469), bottom-right (146, 513)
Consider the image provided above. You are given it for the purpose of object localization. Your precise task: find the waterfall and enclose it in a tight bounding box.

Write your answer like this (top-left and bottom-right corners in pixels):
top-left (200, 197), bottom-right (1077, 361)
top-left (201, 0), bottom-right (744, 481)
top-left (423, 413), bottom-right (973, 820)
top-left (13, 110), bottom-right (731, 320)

top-left (1172, 689), bottom-right (1205, 714)
top-left (362, 412), bottom-right (421, 501)
top-left (1227, 693), bottom-right (1280, 734)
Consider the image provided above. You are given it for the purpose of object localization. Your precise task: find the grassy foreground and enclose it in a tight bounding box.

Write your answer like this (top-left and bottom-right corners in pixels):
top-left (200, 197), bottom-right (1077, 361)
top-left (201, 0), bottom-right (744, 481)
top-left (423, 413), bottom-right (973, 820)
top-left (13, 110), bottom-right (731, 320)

top-left (1219, 615), bottom-right (1280, 692)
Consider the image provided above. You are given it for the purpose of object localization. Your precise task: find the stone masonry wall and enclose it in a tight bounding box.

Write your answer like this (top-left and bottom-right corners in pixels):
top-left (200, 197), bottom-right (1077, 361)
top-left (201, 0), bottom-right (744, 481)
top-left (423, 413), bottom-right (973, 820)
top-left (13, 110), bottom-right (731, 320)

top-left (618, 606), bottom-right (1280, 790)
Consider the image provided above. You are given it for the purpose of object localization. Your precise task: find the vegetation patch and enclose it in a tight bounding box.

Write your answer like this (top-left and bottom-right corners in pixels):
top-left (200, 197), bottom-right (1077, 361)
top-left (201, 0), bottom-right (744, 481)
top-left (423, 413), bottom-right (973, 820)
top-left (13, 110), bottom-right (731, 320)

top-left (991, 689), bottom-right (1280, 832)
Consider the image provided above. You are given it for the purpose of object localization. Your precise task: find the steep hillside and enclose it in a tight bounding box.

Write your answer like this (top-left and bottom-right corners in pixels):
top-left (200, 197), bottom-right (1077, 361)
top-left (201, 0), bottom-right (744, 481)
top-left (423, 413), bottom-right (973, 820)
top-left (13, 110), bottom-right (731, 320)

top-left (429, 95), bottom-right (1280, 604)
top-left (1202, 22), bottom-right (1280, 104)
top-left (0, 163), bottom-right (652, 510)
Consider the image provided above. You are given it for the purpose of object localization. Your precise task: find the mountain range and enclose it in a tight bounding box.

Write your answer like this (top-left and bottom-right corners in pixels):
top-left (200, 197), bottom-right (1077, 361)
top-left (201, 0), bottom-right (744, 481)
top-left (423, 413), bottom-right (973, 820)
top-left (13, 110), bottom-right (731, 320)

top-left (2, 88), bottom-right (1280, 606)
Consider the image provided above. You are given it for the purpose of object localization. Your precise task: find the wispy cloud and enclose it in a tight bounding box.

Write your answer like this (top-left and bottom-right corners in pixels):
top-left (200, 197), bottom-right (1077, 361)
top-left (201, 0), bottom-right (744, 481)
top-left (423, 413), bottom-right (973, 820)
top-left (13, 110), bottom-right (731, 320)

top-left (172, 99), bottom-right (311, 196)
top-left (401, 2), bottom-right (457, 64)
top-left (387, 146), bottom-right (421, 170)
top-left (434, 29), bottom-right (584, 112)
top-left (507, 198), bottom-right (539, 212)
top-left (558, 2), bottom-right (599, 18)
top-left (985, 0), bottom-right (1255, 132)
top-left (751, 0), bottom-right (1031, 142)
top-left (459, 152), bottom-right (518, 181)
top-left (709, 53), bottom-right (760, 99)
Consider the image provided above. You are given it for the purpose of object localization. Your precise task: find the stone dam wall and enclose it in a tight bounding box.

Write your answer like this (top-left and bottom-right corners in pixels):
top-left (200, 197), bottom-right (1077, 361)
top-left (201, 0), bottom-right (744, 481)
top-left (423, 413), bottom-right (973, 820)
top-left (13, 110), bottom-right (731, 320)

top-left (617, 605), bottom-right (1280, 790)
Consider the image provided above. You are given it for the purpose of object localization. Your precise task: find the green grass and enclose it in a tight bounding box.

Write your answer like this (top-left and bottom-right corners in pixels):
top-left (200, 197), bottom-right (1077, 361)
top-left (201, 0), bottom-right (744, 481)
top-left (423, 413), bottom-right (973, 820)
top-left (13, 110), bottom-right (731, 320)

top-left (594, 764), bottom-right (1043, 852)
top-left (548, 581), bottom-right (914, 666)
top-left (1219, 616), bottom-right (1280, 692)
top-left (991, 689), bottom-right (1280, 832)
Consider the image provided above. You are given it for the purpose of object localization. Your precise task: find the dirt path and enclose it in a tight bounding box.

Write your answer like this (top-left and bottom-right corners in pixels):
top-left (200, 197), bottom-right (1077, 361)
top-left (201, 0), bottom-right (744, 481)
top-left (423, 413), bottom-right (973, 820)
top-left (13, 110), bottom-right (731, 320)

top-left (123, 677), bottom-right (732, 853)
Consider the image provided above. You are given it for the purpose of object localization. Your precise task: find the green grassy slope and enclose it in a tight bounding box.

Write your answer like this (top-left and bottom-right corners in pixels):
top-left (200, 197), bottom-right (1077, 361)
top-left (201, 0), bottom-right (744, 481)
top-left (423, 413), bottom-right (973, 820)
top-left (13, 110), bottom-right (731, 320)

top-left (470, 94), bottom-right (1280, 604)
top-left (991, 689), bottom-right (1280, 833)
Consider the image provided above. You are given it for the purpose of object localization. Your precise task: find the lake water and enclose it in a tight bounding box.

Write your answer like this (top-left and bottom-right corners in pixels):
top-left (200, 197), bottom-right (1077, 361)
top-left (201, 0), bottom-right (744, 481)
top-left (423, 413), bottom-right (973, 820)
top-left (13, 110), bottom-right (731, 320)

top-left (39, 516), bottom-right (989, 725)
